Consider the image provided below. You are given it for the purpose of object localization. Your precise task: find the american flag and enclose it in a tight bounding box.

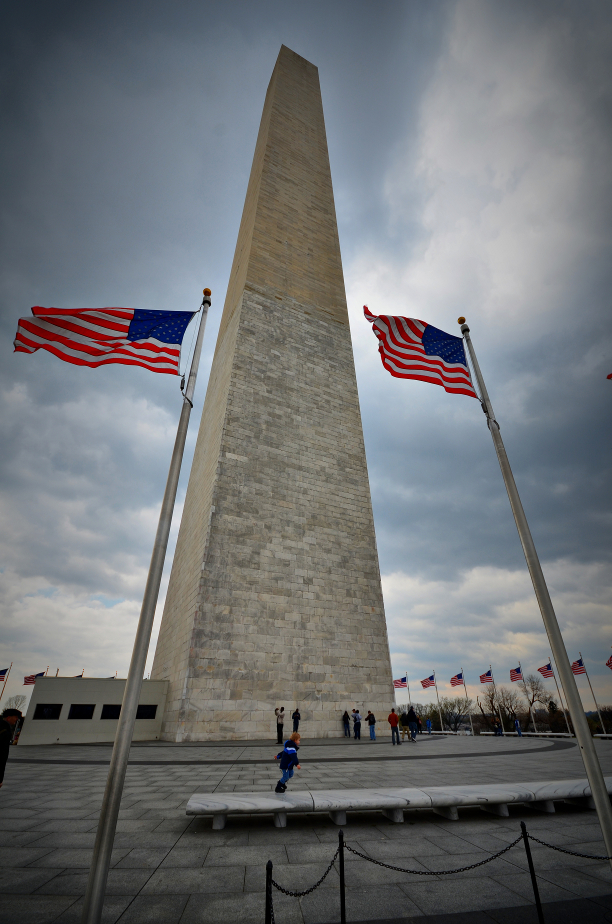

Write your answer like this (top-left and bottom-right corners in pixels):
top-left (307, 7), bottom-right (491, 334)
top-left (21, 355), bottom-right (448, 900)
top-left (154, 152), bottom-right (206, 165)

top-left (450, 673), bottom-right (463, 687)
top-left (393, 677), bottom-right (407, 689)
top-left (538, 663), bottom-right (554, 678)
top-left (571, 658), bottom-right (586, 675)
top-left (421, 675), bottom-right (435, 688)
top-left (480, 670), bottom-right (493, 683)
top-left (364, 307), bottom-right (477, 398)
top-left (0, 668), bottom-right (9, 680)
top-left (14, 307), bottom-right (195, 375)
top-left (510, 666), bottom-right (523, 682)
top-left (24, 672), bottom-right (45, 685)
top-left (606, 655), bottom-right (612, 670)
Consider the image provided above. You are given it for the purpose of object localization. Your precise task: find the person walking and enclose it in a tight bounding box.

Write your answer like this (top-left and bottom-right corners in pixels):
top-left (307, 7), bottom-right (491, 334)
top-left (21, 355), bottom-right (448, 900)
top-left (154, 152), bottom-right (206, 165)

top-left (426, 718), bottom-right (432, 735)
top-left (342, 710), bottom-right (351, 737)
top-left (388, 707), bottom-right (401, 745)
top-left (292, 708), bottom-right (301, 733)
top-left (365, 710), bottom-right (377, 740)
top-left (400, 709), bottom-right (409, 741)
top-left (0, 709), bottom-right (21, 787)
top-left (274, 732), bottom-right (301, 793)
top-left (406, 706), bottom-right (419, 742)
top-left (275, 706), bottom-right (285, 744)
top-left (352, 709), bottom-right (362, 740)
top-left (514, 718), bottom-right (522, 737)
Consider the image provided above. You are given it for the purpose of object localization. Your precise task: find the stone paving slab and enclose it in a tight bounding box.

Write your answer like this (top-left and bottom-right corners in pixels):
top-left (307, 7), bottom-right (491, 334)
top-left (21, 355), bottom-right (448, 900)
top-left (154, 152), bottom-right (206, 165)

top-left (1, 735), bottom-right (611, 921)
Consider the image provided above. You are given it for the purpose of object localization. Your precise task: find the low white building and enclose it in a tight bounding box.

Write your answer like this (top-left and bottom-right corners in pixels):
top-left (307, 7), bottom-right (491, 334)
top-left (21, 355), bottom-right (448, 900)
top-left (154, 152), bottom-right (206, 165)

top-left (17, 676), bottom-right (168, 745)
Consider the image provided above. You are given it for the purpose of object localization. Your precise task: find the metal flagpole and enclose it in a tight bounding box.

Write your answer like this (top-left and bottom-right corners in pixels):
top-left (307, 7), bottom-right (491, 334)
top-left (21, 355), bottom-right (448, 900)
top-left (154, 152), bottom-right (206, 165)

top-left (490, 665), bottom-right (504, 735)
top-left (81, 289), bottom-right (212, 924)
top-left (406, 669), bottom-right (412, 708)
top-left (579, 652), bottom-right (607, 735)
top-left (461, 667), bottom-right (474, 735)
top-left (549, 654), bottom-right (573, 737)
top-left (519, 661), bottom-right (537, 733)
top-left (433, 671), bottom-right (444, 732)
top-left (460, 317), bottom-right (612, 867)
top-left (0, 663), bottom-right (12, 706)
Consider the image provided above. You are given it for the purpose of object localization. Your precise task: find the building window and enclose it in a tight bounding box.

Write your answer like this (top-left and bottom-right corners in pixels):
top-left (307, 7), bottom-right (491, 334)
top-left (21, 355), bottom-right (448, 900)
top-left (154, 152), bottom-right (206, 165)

top-left (101, 704), bottom-right (121, 720)
top-left (68, 704), bottom-right (95, 720)
top-left (136, 704), bottom-right (157, 720)
top-left (33, 704), bottom-right (62, 720)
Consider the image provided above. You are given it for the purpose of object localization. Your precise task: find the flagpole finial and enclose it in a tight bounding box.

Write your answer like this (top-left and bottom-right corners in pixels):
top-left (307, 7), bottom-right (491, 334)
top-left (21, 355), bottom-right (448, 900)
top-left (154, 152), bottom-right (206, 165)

top-left (457, 316), bottom-right (466, 324)
top-left (203, 288), bottom-right (211, 296)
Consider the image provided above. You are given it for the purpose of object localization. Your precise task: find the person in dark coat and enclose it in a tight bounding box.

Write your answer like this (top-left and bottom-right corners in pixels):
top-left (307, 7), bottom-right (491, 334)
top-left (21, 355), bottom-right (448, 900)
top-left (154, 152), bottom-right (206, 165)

top-left (292, 708), bottom-right (301, 733)
top-left (352, 709), bottom-right (362, 740)
top-left (0, 709), bottom-right (22, 787)
top-left (406, 706), bottom-right (419, 742)
top-left (342, 711), bottom-right (351, 737)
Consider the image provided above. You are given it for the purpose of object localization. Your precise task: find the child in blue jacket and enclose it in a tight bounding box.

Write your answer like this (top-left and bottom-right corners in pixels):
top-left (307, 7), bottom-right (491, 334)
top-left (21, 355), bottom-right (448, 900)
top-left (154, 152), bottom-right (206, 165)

top-left (274, 732), bottom-right (301, 793)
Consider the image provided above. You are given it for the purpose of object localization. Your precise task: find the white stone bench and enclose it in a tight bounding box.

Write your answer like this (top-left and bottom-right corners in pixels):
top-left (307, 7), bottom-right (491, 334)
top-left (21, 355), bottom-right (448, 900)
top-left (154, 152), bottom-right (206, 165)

top-left (186, 777), bottom-right (612, 828)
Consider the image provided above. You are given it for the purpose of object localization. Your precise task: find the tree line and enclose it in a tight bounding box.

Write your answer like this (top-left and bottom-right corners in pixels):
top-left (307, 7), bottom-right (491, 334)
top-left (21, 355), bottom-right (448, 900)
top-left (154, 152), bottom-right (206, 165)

top-left (410, 674), bottom-right (611, 734)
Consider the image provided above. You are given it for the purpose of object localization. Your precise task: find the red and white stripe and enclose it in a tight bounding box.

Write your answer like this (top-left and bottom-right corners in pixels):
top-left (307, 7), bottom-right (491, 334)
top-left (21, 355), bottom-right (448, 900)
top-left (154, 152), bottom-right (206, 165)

top-left (421, 676), bottom-right (435, 689)
top-left (14, 307), bottom-right (181, 375)
top-left (571, 659), bottom-right (586, 675)
top-left (23, 672), bottom-right (44, 686)
top-left (364, 307), bottom-right (477, 398)
top-left (606, 655), bottom-right (612, 671)
top-left (450, 674), bottom-right (463, 687)
top-left (510, 667), bottom-right (523, 682)
top-left (537, 663), bottom-right (554, 678)
top-left (480, 671), bottom-right (493, 683)
top-left (393, 678), bottom-right (407, 689)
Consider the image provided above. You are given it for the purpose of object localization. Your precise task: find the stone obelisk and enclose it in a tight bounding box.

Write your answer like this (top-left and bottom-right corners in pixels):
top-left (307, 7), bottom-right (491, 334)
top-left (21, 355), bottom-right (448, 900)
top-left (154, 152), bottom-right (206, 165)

top-left (151, 46), bottom-right (394, 739)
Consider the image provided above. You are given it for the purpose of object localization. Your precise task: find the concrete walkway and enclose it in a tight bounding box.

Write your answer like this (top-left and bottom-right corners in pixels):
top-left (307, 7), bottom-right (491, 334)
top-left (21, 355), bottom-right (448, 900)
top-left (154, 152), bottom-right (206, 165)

top-left (1, 735), bottom-right (611, 922)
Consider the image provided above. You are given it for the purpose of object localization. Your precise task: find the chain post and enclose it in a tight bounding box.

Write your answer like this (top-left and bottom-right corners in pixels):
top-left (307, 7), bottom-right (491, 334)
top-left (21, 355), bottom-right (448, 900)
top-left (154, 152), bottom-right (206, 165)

top-left (521, 822), bottom-right (545, 924)
top-left (265, 859), bottom-right (273, 924)
top-left (339, 829), bottom-right (346, 924)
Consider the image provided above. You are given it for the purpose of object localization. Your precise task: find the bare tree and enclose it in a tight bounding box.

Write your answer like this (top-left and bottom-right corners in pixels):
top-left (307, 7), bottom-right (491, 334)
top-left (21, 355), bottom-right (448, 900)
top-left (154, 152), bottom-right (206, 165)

top-left (477, 686), bottom-right (501, 728)
top-left (498, 686), bottom-right (523, 723)
top-left (439, 696), bottom-right (473, 732)
top-left (3, 694), bottom-right (26, 712)
top-left (519, 674), bottom-right (552, 709)
top-left (419, 702), bottom-right (442, 731)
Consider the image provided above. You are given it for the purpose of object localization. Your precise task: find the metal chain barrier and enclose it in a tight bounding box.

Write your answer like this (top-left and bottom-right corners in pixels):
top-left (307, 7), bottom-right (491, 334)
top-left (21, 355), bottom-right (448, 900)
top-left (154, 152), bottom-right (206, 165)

top-left (271, 845), bottom-right (340, 896)
top-left (527, 832), bottom-right (612, 860)
top-left (264, 822), bottom-right (612, 924)
top-left (344, 834), bottom-right (522, 875)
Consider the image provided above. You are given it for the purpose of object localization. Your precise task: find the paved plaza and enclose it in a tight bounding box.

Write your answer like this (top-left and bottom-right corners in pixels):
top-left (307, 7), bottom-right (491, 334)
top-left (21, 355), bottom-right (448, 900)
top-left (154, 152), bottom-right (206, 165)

top-left (1, 734), bottom-right (612, 922)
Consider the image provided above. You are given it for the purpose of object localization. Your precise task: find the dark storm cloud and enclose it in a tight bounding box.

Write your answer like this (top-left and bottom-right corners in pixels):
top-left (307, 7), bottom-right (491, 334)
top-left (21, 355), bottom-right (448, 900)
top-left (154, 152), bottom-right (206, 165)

top-left (0, 1), bottom-right (610, 704)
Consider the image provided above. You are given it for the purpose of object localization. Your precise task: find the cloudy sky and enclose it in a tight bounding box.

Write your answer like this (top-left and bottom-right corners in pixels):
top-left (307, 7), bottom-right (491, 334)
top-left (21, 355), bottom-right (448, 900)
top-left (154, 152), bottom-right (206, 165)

top-left (1, 0), bottom-right (611, 711)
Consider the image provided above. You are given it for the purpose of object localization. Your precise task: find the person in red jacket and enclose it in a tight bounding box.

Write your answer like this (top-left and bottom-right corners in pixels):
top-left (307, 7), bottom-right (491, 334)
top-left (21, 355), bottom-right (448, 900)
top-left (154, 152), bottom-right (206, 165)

top-left (388, 707), bottom-right (401, 745)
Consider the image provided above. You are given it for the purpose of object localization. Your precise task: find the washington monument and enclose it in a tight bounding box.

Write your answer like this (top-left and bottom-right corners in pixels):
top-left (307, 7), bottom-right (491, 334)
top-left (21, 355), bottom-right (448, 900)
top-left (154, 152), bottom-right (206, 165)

top-left (151, 46), bottom-right (394, 739)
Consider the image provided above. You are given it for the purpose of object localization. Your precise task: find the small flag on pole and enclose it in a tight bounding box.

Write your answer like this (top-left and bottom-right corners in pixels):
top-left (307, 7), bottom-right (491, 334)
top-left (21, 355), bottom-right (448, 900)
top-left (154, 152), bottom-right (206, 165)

top-left (363, 307), bottom-right (477, 398)
top-left (510, 666), bottom-right (523, 682)
top-left (606, 655), bottom-right (612, 670)
top-left (450, 672), bottom-right (463, 687)
top-left (14, 307), bottom-right (195, 375)
top-left (538, 663), bottom-right (554, 678)
top-left (393, 677), bottom-right (407, 689)
top-left (0, 668), bottom-right (9, 680)
top-left (480, 670), bottom-right (493, 683)
top-left (571, 658), bottom-right (586, 675)
top-left (421, 675), bottom-right (435, 689)
top-left (24, 672), bottom-right (45, 685)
